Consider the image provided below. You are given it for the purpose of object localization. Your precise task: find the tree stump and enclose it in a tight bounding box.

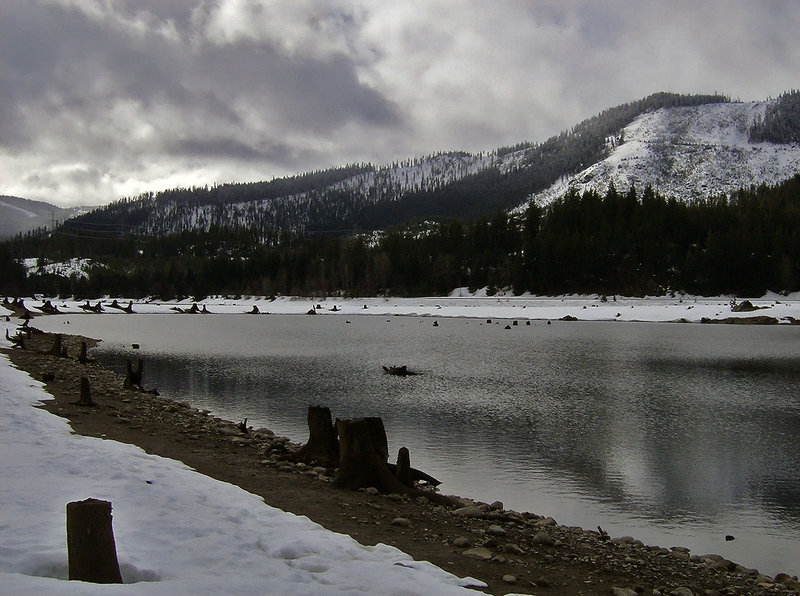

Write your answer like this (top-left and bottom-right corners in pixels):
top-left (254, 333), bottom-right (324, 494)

top-left (395, 447), bottom-right (413, 488)
top-left (77, 341), bottom-right (94, 364)
top-left (123, 359), bottom-right (144, 390)
top-left (76, 376), bottom-right (96, 406)
top-left (66, 498), bottom-right (122, 583)
top-left (332, 417), bottom-right (409, 494)
top-left (49, 333), bottom-right (67, 357)
top-left (296, 406), bottom-right (340, 467)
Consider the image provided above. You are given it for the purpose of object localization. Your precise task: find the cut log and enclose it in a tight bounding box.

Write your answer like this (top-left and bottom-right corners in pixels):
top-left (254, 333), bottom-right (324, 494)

top-left (123, 359), bottom-right (144, 391)
top-left (295, 406), bottom-right (340, 467)
top-left (76, 376), bottom-right (96, 406)
top-left (66, 498), bottom-right (122, 583)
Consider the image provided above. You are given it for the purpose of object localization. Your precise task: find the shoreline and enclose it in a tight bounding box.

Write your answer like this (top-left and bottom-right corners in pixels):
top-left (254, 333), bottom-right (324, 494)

top-left (3, 322), bottom-right (799, 595)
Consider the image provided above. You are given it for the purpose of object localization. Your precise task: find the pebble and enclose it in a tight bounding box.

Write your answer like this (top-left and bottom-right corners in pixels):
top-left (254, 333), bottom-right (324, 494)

top-left (530, 531), bottom-right (556, 546)
top-left (501, 574), bottom-right (517, 584)
top-left (486, 524), bottom-right (506, 537)
top-left (452, 536), bottom-right (472, 548)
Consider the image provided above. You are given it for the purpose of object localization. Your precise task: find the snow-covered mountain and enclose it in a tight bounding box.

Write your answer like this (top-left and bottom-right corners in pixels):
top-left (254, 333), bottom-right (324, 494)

top-left (528, 101), bottom-right (800, 207)
top-left (65, 92), bottom-right (800, 237)
top-left (0, 196), bottom-right (89, 239)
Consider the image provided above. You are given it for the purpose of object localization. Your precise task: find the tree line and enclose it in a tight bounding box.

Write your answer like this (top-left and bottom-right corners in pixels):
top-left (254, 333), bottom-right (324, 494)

top-left (3, 175), bottom-right (800, 300)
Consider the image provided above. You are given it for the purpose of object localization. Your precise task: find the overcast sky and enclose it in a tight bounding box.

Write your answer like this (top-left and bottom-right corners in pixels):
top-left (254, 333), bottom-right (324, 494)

top-left (2, 0), bottom-right (798, 207)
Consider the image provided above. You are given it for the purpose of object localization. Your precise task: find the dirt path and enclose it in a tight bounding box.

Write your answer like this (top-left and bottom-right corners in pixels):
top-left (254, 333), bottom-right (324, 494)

top-left (4, 330), bottom-right (797, 595)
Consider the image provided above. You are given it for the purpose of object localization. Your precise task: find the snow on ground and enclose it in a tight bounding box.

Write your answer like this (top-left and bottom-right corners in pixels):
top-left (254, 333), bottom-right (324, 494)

top-left (0, 311), bottom-right (486, 595)
top-left (27, 289), bottom-right (800, 323)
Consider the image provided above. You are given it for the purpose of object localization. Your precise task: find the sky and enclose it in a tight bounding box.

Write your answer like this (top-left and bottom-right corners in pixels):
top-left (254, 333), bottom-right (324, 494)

top-left (1, 1), bottom-right (798, 207)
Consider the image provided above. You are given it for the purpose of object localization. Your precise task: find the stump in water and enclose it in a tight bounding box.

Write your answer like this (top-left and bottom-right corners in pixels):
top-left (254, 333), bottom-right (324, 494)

top-left (123, 359), bottom-right (144, 390)
top-left (76, 376), bottom-right (96, 406)
top-left (66, 498), bottom-right (122, 584)
top-left (333, 417), bottom-right (402, 493)
top-left (296, 406), bottom-right (339, 467)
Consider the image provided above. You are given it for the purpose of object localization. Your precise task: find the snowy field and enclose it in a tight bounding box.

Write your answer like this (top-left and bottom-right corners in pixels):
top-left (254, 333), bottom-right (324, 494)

top-left (18, 289), bottom-right (800, 323)
top-left (0, 311), bottom-right (485, 595)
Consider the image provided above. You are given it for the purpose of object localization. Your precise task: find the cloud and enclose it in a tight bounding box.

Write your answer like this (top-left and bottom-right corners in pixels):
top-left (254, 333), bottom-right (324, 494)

top-left (0, 0), bottom-right (798, 206)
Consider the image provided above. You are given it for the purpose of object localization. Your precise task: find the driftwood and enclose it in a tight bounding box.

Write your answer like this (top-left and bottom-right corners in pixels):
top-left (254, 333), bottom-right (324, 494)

top-left (382, 365), bottom-right (419, 376)
top-left (5, 328), bottom-right (26, 349)
top-left (108, 300), bottom-right (134, 313)
top-left (295, 406), bottom-right (340, 467)
top-left (80, 301), bottom-right (104, 313)
top-left (66, 498), bottom-right (122, 583)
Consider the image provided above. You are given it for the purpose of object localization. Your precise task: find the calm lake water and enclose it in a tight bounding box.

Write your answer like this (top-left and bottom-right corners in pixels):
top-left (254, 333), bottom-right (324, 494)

top-left (39, 313), bottom-right (800, 577)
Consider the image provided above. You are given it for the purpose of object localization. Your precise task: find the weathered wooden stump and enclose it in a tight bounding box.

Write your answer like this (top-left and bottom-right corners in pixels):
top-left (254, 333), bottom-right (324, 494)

top-left (76, 376), bottom-right (96, 406)
top-left (296, 406), bottom-right (339, 467)
top-left (49, 333), bottom-right (67, 357)
top-left (123, 359), bottom-right (144, 390)
top-left (395, 446), bottom-right (413, 488)
top-left (66, 498), bottom-right (122, 583)
top-left (77, 341), bottom-right (93, 364)
top-left (332, 417), bottom-right (410, 494)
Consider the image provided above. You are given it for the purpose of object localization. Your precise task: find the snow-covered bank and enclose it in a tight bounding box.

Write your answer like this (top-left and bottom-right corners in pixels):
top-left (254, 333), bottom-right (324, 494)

top-left (0, 314), bottom-right (485, 595)
top-left (17, 291), bottom-right (800, 323)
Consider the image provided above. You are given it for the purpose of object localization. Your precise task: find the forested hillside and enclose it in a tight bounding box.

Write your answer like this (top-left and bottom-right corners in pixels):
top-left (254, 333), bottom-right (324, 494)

top-left (6, 176), bottom-right (800, 299)
top-left (60, 93), bottom-right (731, 237)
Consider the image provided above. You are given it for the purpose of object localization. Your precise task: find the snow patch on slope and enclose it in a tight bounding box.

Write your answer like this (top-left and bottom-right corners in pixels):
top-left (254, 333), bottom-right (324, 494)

top-left (531, 101), bottom-right (800, 206)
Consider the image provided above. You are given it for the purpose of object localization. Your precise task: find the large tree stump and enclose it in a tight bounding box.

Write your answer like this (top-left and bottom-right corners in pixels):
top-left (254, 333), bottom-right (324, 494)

top-left (66, 498), bottom-right (122, 583)
top-left (295, 406), bottom-right (340, 467)
top-left (123, 359), bottom-right (144, 390)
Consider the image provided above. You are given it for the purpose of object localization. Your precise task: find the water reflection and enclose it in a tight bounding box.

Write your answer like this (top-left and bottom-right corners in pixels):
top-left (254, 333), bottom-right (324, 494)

top-left (43, 314), bottom-right (800, 575)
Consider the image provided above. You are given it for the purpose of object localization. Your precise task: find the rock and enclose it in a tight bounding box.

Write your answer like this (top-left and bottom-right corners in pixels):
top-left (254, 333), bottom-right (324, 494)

top-left (501, 574), bottom-right (517, 584)
top-left (503, 543), bottom-right (525, 555)
top-left (534, 516), bottom-right (557, 527)
top-left (452, 536), bottom-right (472, 548)
top-left (461, 547), bottom-right (492, 561)
top-left (364, 487), bottom-right (380, 495)
top-left (612, 587), bottom-right (638, 596)
top-left (390, 517), bottom-right (411, 527)
top-left (487, 524), bottom-right (506, 537)
top-left (530, 531), bottom-right (556, 546)
top-left (489, 500), bottom-right (504, 511)
top-left (670, 588), bottom-right (694, 596)
top-left (452, 505), bottom-right (487, 518)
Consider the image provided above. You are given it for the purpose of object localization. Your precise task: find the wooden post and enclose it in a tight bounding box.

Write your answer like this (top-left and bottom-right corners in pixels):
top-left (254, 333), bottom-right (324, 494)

top-left (66, 498), bottom-right (123, 583)
top-left (296, 406), bottom-right (340, 467)
top-left (78, 341), bottom-right (91, 364)
top-left (49, 333), bottom-right (65, 357)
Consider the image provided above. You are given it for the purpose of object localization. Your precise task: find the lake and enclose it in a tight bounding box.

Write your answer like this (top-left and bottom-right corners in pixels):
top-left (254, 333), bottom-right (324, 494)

top-left (38, 313), bottom-right (800, 577)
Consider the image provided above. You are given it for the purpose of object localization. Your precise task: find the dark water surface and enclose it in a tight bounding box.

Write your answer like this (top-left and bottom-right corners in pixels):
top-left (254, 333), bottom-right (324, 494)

top-left (40, 314), bottom-right (800, 576)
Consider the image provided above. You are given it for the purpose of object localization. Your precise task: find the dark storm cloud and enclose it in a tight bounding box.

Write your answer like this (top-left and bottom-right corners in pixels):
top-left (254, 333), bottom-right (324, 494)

top-left (0, 0), bottom-right (797, 206)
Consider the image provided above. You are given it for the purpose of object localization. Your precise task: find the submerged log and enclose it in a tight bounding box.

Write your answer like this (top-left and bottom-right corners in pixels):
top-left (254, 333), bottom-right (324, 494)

top-left (66, 498), bottom-right (122, 583)
top-left (382, 365), bottom-right (419, 376)
top-left (295, 406), bottom-right (340, 467)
